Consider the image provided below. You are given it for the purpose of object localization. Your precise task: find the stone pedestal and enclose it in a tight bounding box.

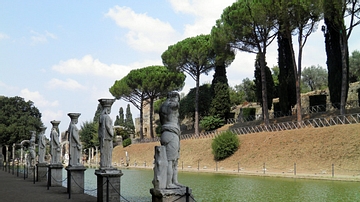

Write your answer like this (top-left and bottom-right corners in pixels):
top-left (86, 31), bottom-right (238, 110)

top-left (49, 164), bottom-right (63, 187)
top-left (66, 166), bottom-right (86, 194)
top-left (37, 163), bottom-right (48, 182)
top-left (95, 169), bottom-right (123, 202)
top-left (28, 166), bottom-right (36, 179)
top-left (150, 187), bottom-right (195, 202)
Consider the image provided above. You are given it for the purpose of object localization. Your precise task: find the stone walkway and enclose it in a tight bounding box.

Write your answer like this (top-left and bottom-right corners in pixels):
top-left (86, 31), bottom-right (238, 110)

top-left (0, 168), bottom-right (96, 202)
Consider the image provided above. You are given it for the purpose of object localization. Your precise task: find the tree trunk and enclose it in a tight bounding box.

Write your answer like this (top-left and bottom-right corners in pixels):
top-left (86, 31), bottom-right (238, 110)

top-left (149, 98), bottom-right (154, 138)
top-left (194, 71), bottom-right (200, 135)
top-left (340, 31), bottom-right (348, 115)
top-left (139, 99), bottom-right (144, 139)
top-left (258, 52), bottom-right (269, 125)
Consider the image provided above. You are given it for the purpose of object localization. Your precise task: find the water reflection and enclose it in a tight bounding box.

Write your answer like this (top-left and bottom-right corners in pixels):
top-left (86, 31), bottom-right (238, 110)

top-left (63, 168), bottom-right (360, 202)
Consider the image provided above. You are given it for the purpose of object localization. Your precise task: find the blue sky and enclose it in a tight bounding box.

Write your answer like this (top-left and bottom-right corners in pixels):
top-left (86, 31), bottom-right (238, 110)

top-left (1, 0), bottom-right (359, 137)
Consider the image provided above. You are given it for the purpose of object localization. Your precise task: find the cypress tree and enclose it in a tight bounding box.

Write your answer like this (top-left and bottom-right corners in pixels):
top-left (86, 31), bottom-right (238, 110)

top-left (124, 104), bottom-right (135, 133)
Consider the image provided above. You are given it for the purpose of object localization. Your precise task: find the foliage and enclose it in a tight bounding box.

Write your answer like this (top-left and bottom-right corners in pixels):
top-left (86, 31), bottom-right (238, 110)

top-left (271, 66), bottom-right (280, 98)
top-left (114, 107), bottom-right (124, 126)
top-left (219, 0), bottom-right (277, 125)
top-left (211, 131), bottom-right (239, 161)
top-left (93, 103), bottom-right (102, 123)
top-left (200, 115), bottom-right (224, 131)
top-left (127, 65), bottom-right (185, 138)
top-left (349, 50), bottom-right (360, 82)
top-left (124, 104), bottom-right (135, 133)
top-left (122, 138), bottom-right (131, 148)
top-left (209, 81), bottom-right (231, 120)
top-left (229, 86), bottom-right (245, 106)
top-left (0, 96), bottom-right (43, 145)
top-left (237, 78), bottom-right (257, 102)
top-left (162, 34), bottom-right (216, 135)
top-left (79, 121), bottom-right (98, 150)
top-left (301, 65), bottom-right (328, 92)
top-left (179, 84), bottom-right (212, 121)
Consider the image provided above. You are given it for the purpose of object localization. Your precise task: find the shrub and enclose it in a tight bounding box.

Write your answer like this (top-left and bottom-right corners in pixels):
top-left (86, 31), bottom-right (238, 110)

top-left (122, 138), bottom-right (132, 148)
top-left (200, 115), bottom-right (224, 131)
top-left (211, 131), bottom-right (239, 161)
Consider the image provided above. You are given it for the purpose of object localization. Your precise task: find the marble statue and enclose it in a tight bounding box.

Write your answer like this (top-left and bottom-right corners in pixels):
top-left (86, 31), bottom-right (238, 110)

top-left (159, 92), bottom-right (182, 189)
top-left (98, 98), bottom-right (115, 169)
top-left (67, 113), bottom-right (82, 167)
top-left (38, 127), bottom-right (47, 163)
top-left (29, 131), bottom-right (36, 167)
top-left (50, 120), bottom-right (61, 164)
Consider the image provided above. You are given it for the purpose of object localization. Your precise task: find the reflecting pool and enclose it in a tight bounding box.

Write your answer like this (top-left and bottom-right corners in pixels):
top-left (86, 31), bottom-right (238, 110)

top-left (64, 168), bottom-right (360, 202)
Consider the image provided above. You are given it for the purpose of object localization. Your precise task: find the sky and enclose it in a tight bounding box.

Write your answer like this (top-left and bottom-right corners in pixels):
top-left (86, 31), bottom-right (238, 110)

top-left (1, 1), bottom-right (360, 138)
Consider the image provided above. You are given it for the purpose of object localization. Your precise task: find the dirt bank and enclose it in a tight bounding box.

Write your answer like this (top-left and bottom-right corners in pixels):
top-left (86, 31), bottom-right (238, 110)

top-left (113, 124), bottom-right (360, 180)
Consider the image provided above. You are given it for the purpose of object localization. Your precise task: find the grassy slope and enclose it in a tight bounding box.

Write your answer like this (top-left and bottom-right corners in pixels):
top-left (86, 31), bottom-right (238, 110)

top-left (113, 124), bottom-right (360, 177)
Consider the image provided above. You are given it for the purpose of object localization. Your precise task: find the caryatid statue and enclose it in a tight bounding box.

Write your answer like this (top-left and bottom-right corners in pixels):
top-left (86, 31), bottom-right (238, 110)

top-left (67, 113), bottom-right (82, 167)
top-left (98, 98), bottom-right (115, 169)
top-left (38, 127), bottom-right (47, 164)
top-left (50, 120), bottom-right (61, 164)
top-left (29, 131), bottom-right (36, 167)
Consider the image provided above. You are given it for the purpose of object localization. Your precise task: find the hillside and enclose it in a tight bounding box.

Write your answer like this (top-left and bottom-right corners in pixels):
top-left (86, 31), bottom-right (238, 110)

top-left (112, 124), bottom-right (360, 179)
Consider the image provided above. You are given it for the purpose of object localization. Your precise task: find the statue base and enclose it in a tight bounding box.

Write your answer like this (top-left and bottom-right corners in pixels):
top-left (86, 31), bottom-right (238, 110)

top-left (37, 163), bottom-right (48, 182)
top-left (150, 187), bottom-right (195, 202)
top-left (66, 165), bottom-right (86, 194)
top-left (95, 168), bottom-right (123, 202)
top-left (49, 163), bottom-right (63, 186)
top-left (28, 166), bottom-right (36, 179)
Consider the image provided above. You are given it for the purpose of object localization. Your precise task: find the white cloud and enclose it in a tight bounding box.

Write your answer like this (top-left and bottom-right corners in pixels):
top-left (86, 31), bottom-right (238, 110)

top-left (47, 78), bottom-right (86, 90)
top-left (105, 6), bottom-right (181, 53)
top-left (52, 55), bottom-right (133, 79)
top-left (20, 88), bottom-right (59, 107)
top-left (169, 0), bottom-right (236, 37)
top-left (30, 30), bottom-right (57, 44)
top-left (0, 33), bottom-right (9, 40)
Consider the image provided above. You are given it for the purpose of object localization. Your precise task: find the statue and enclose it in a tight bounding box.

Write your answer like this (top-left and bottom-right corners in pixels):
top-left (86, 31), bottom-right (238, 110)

top-left (29, 131), bottom-right (36, 167)
top-left (67, 113), bottom-right (82, 167)
top-left (50, 120), bottom-right (61, 164)
top-left (159, 92), bottom-right (182, 189)
top-left (98, 98), bottom-right (115, 169)
top-left (38, 127), bottom-right (47, 163)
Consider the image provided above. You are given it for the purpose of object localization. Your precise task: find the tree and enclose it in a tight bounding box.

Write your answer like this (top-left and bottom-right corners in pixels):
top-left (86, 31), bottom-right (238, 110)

top-left (179, 84), bottom-right (212, 122)
top-left (322, 0), bottom-right (360, 113)
top-left (162, 34), bottom-right (216, 135)
top-left (110, 74), bottom-right (146, 139)
top-left (124, 104), bottom-right (135, 134)
top-left (238, 78), bottom-right (257, 102)
top-left (0, 96), bottom-right (43, 145)
top-left (127, 65), bottom-right (185, 138)
top-left (219, 0), bottom-right (277, 125)
top-left (114, 107), bottom-right (125, 126)
top-left (229, 86), bottom-right (245, 106)
top-left (209, 20), bottom-right (236, 120)
top-left (275, 0), bottom-right (321, 121)
top-left (349, 50), bottom-right (360, 82)
top-left (79, 121), bottom-right (98, 150)
top-left (93, 103), bottom-right (102, 123)
top-left (301, 65), bottom-right (328, 92)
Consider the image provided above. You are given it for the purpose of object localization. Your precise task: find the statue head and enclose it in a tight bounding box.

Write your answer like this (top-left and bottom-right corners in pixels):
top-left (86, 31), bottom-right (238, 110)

top-left (167, 91), bottom-right (180, 102)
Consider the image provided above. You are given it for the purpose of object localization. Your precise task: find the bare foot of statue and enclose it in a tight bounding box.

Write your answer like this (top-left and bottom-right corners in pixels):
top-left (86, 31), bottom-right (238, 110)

top-left (174, 182), bottom-right (185, 187)
top-left (166, 183), bottom-right (180, 189)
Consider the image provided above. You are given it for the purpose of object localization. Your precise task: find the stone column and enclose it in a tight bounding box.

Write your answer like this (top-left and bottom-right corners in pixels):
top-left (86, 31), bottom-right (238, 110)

top-left (12, 143), bottom-right (15, 160)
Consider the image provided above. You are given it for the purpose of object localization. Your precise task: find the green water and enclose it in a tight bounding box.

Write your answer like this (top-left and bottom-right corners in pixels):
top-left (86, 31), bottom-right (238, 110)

top-left (71, 168), bottom-right (360, 202)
